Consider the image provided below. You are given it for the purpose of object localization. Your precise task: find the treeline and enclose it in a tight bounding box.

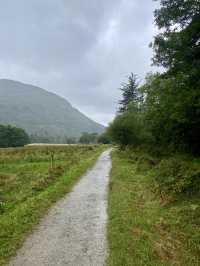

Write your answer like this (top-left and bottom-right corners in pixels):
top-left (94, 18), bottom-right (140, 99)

top-left (29, 133), bottom-right (77, 144)
top-left (79, 132), bottom-right (111, 144)
top-left (0, 125), bottom-right (30, 148)
top-left (0, 125), bottom-right (110, 148)
top-left (108, 0), bottom-right (200, 155)
top-left (30, 132), bottom-right (111, 145)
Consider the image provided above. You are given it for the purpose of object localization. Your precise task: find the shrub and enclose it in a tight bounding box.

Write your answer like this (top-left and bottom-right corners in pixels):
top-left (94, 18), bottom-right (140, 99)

top-left (154, 157), bottom-right (200, 197)
top-left (97, 132), bottom-right (112, 144)
top-left (0, 125), bottom-right (30, 148)
top-left (108, 106), bottom-right (148, 147)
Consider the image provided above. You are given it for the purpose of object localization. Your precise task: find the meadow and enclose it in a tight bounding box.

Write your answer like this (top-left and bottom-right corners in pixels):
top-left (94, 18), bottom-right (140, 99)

top-left (0, 144), bottom-right (105, 265)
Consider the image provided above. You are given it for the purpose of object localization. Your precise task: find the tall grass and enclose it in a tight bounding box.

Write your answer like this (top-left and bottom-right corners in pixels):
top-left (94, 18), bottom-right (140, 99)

top-left (107, 148), bottom-right (200, 265)
top-left (0, 144), bottom-right (105, 265)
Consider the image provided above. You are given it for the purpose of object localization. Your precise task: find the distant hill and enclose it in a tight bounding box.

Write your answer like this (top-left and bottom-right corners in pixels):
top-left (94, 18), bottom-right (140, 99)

top-left (0, 79), bottom-right (104, 138)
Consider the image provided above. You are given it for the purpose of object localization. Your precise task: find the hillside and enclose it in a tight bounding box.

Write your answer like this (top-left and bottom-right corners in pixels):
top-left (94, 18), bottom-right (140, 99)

top-left (0, 79), bottom-right (104, 138)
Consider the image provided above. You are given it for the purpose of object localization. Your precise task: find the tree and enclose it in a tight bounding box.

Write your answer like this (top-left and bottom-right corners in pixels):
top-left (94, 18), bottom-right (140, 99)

top-left (29, 133), bottom-right (54, 143)
top-left (107, 0), bottom-right (200, 154)
top-left (150, 0), bottom-right (200, 154)
top-left (79, 132), bottom-right (98, 144)
top-left (97, 131), bottom-right (112, 144)
top-left (152, 0), bottom-right (200, 81)
top-left (0, 125), bottom-right (30, 148)
top-left (119, 73), bottom-right (142, 113)
top-left (108, 103), bottom-right (148, 147)
top-left (63, 136), bottom-right (77, 144)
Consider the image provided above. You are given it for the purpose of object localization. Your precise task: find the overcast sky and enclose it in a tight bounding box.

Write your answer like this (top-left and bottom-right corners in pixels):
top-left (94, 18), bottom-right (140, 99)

top-left (0, 0), bottom-right (158, 125)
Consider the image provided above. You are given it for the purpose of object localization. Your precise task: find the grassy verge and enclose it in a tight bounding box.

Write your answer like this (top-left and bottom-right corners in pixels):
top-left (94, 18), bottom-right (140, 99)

top-left (107, 149), bottom-right (200, 266)
top-left (0, 145), bottom-right (105, 265)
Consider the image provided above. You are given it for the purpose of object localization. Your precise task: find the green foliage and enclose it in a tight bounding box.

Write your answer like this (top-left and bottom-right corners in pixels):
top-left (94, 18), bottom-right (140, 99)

top-left (108, 0), bottom-right (200, 154)
top-left (63, 136), bottom-right (77, 144)
top-left (0, 124), bottom-right (30, 148)
top-left (141, 73), bottom-right (200, 153)
top-left (108, 104), bottom-right (147, 147)
top-left (118, 73), bottom-right (142, 113)
top-left (121, 146), bottom-right (200, 198)
top-left (150, 0), bottom-right (200, 153)
top-left (29, 133), bottom-right (55, 144)
top-left (97, 131), bottom-right (112, 144)
top-left (108, 73), bottom-right (149, 147)
top-left (79, 132), bottom-right (98, 144)
top-left (154, 156), bottom-right (200, 197)
top-left (152, 0), bottom-right (200, 76)
top-left (154, 0), bottom-right (200, 30)
top-left (29, 134), bottom-right (77, 144)
top-left (107, 2), bottom-right (200, 263)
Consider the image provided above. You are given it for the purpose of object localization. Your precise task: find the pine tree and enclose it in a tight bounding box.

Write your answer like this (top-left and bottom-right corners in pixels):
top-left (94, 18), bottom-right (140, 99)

top-left (119, 73), bottom-right (141, 113)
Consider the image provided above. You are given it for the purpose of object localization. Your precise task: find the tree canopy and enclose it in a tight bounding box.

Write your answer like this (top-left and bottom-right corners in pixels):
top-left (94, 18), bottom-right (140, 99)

top-left (118, 73), bottom-right (141, 113)
top-left (108, 0), bottom-right (200, 155)
top-left (79, 132), bottom-right (98, 144)
top-left (152, 0), bottom-right (200, 82)
top-left (0, 125), bottom-right (30, 148)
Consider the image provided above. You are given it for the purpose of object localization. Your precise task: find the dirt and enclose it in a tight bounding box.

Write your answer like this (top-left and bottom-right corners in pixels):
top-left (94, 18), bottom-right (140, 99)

top-left (9, 149), bottom-right (112, 266)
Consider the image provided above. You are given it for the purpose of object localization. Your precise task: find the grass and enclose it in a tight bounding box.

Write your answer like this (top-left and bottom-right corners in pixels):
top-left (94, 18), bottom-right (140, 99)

top-left (0, 144), bottom-right (105, 265)
top-left (107, 149), bottom-right (200, 266)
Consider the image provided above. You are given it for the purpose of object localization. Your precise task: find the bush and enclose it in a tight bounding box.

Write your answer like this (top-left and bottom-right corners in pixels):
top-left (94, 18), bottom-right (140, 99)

top-left (154, 157), bottom-right (200, 197)
top-left (97, 131), bottom-right (112, 144)
top-left (108, 106), bottom-right (148, 147)
top-left (0, 125), bottom-right (30, 148)
top-left (79, 132), bottom-right (98, 144)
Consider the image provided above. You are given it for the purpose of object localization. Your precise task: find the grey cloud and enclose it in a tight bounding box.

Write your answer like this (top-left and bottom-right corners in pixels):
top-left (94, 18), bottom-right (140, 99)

top-left (0, 0), bottom-right (158, 125)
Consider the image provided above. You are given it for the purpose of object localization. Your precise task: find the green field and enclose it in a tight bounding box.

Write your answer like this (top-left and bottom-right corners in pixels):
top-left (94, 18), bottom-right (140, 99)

top-left (107, 149), bottom-right (200, 266)
top-left (0, 144), bottom-right (105, 265)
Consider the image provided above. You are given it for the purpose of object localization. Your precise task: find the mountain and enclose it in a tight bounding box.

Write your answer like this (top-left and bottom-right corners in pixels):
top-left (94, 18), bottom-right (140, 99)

top-left (0, 79), bottom-right (104, 138)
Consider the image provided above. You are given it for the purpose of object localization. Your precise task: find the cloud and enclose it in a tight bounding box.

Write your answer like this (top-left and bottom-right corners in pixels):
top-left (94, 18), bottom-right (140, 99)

top-left (0, 0), bottom-right (158, 125)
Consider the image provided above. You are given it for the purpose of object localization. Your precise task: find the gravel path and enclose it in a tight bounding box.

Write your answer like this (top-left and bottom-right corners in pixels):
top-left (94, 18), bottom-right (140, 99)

top-left (9, 149), bottom-right (112, 266)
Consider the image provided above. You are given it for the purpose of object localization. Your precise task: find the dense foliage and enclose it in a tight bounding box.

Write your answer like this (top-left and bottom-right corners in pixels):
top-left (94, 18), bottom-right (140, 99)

top-left (152, 0), bottom-right (200, 77)
top-left (30, 133), bottom-right (77, 144)
top-left (108, 0), bottom-right (200, 155)
top-left (0, 125), bottom-right (30, 148)
top-left (118, 73), bottom-right (141, 113)
top-left (97, 131), bottom-right (112, 144)
top-left (79, 132), bottom-right (98, 144)
top-left (108, 103), bottom-right (147, 147)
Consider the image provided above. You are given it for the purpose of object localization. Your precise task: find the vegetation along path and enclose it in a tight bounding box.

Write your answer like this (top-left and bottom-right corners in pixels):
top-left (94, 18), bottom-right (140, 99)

top-left (9, 149), bottom-right (112, 266)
